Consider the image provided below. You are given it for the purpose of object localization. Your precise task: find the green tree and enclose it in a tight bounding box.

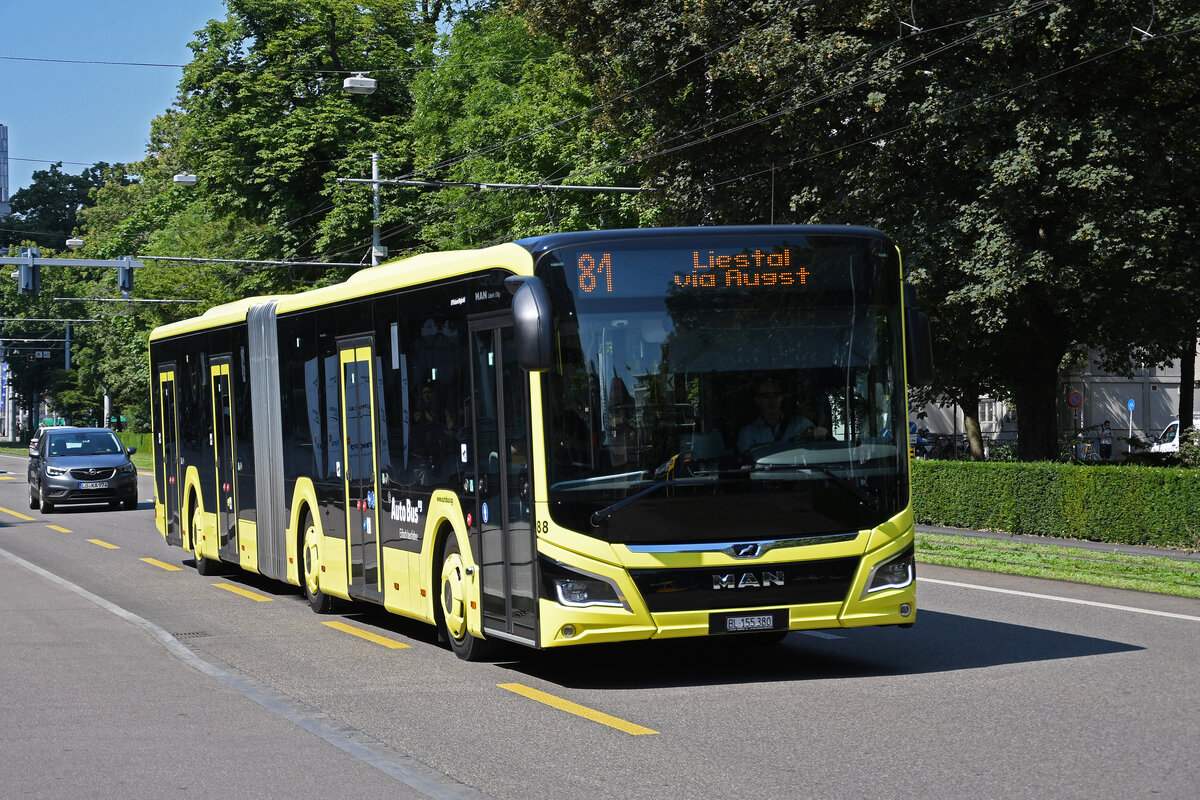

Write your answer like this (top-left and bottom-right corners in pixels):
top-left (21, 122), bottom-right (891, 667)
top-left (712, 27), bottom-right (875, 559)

top-left (401, 8), bottom-right (640, 251)
top-left (521, 0), bottom-right (1200, 461)
top-left (1, 163), bottom-right (120, 250)
top-left (171, 0), bottom-right (430, 278)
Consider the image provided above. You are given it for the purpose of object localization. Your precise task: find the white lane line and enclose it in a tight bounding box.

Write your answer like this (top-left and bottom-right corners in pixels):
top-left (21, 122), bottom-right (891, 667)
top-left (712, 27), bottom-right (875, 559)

top-left (921, 577), bottom-right (1200, 622)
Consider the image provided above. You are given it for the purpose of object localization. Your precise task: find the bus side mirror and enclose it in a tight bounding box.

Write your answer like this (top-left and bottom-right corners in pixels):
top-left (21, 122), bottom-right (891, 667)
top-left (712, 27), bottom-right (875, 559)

top-left (904, 284), bottom-right (934, 387)
top-left (505, 275), bottom-right (553, 372)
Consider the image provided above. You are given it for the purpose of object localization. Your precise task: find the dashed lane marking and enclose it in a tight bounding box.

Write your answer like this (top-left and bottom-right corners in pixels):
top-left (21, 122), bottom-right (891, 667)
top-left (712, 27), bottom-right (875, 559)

top-left (498, 683), bottom-right (658, 736)
top-left (213, 582), bottom-right (274, 602)
top-left (323, 620), bottom-right (411, 649)
top-left (141, 557), bottom-right (184, 572)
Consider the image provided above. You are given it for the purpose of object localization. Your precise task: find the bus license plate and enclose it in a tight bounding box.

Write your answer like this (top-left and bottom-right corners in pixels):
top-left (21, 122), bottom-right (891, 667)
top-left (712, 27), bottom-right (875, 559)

top-left (79, 481), bottom-right (109, 490)
top-left (710, 609), bottom-right (788, 634)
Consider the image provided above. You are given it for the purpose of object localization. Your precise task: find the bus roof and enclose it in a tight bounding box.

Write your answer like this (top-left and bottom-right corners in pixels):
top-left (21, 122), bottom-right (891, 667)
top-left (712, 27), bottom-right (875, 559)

top-left (149, 241), bottom-right (533, 341)
top-left (515, 224), bottom-right (893, 256)
top-left (275, 241), bottom-right (531, 315)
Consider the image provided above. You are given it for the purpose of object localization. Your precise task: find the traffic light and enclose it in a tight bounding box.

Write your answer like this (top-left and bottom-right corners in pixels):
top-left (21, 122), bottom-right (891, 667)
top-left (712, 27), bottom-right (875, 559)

top-left (117, 257), bottom-right (134, 297)
top-left (17, 247), bottom-right (40, 296)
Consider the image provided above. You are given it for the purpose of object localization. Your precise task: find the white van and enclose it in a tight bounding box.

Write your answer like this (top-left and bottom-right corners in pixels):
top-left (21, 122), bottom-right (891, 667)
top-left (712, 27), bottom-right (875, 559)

top-left (1149, 416), bottom-right (1200, 453)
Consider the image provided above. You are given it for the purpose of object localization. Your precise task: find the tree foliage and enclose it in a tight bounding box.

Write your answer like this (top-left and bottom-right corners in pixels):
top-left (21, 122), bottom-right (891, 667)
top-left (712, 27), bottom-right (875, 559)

top-left (172, 0), bottom-right (427, 278)
top-left (9, 0), bottom-right (1198, 460)
top-left (400, 9), bottom-right (640, 251)
top-left (519, 0), bottom-right (1200, 460)
top-left (0, 163), bottom-right (121, 250)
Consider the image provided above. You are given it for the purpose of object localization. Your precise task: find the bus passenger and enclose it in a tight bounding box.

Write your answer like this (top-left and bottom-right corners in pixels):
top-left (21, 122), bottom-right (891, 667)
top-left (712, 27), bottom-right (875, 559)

top-left (411, 380), bottom-right (456, 482)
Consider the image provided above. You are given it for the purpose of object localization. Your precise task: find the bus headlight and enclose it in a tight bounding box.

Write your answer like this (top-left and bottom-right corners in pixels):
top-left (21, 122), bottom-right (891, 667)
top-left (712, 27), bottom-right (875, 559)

top-left (540, 558), bottom-right (627, 609)
top-left (862, 544), bottom-right (915, 596)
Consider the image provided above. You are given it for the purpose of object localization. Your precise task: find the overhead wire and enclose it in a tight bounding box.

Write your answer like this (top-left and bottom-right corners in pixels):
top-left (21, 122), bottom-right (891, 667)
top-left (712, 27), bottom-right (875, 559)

top-left (551, 0), bottom-right (1062, 186)
top-left (542, 0), bottom-right (1059, 188)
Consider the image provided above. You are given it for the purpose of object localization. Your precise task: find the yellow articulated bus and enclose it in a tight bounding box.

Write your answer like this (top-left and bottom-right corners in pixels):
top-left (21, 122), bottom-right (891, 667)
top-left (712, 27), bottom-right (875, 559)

top-left (149, 226), bottom-right (932, 660)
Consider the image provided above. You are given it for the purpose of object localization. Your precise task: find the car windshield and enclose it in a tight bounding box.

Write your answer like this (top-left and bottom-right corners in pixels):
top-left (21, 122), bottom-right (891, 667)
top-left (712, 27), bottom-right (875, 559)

top-left (533, 228), bottom-right (909, 545)
top-left (46, 432), bottom-right (124, 457)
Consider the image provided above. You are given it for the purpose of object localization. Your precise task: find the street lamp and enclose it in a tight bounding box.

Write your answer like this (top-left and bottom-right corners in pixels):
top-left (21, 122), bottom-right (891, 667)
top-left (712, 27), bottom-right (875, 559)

top-left (343, 72), bottom-right (377, 95)
top-left (173, 172), bottom-right (199, 187)
top-left (65, 237), bottom-right (84, 250)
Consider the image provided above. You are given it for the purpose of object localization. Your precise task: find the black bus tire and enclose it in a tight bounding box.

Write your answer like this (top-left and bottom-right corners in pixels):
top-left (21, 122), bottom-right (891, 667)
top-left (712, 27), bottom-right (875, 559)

top-left (193, 506), bottom-right (221, 576)
top-left (438, 535), bottom-right (495, 661)
top-left (302, 512), bottom-right (334, 614)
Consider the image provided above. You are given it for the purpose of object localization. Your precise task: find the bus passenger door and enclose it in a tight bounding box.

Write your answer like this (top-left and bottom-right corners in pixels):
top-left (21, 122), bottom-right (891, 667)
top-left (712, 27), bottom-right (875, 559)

top-left (339, 339), bottom-right (382, 602)
top-left (469, 318), bottom-right (536, 646)
top-left (157, 365), bottom-right (183, 547)
top-left (209, 357), bottom-right (239, 562)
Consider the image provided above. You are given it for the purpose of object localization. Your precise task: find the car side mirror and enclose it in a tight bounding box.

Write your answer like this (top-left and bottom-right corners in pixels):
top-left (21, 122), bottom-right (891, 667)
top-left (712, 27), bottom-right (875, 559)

top-left (126, 446), bottom-right (138, 456)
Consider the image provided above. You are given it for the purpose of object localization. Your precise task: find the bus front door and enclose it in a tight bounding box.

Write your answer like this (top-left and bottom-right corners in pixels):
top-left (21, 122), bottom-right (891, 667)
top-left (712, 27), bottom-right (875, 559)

top-left (156, 365), bottom-right (183, 547)
top-left (469, 318), bottom-right (536, 646)
top-left (339, 340), bottom-right (382, 602)
top-left (209, 357), bottom-right (239, 563)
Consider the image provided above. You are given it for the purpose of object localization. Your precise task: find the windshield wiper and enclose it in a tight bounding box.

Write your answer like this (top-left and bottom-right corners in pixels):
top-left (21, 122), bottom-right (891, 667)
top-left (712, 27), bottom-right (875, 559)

top-left (590, 480), bottom-right (672, 527)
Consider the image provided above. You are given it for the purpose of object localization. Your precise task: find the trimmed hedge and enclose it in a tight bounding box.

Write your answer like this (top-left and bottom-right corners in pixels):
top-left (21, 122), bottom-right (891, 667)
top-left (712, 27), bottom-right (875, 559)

top-left (118, 432), bottom-right (154, 455)
top-left (912, 460), bottom-right (1200, 550)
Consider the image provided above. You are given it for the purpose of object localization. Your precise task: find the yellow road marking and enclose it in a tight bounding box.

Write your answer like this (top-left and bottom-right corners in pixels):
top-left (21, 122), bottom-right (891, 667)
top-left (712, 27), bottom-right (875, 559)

top-left (88, 539), bottom-right (119, 550)
top-left (141, 558), bottom-right (183, 572)
top-left (46, 525), bottom-right (72, 533)
top-left (322, 620), bottom-right (411, 649)
top-left (0, 475), bottom-right (15, 481)
top-left (0, 506), bottom-right (35, 521)
top-left (213, 583), bottom-right (274, 602)
top-left (498, 683), bottom-right (658, 736)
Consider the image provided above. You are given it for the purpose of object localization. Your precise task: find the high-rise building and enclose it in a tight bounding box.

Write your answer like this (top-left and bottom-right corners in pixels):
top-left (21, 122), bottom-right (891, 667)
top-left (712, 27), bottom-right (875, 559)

top-left (0, 123), bottom-right (10, 216)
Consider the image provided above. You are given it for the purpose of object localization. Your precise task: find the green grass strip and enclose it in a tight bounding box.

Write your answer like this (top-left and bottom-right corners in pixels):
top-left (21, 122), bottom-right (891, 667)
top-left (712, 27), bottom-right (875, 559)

top-left (917, 533), bottom-right (1200, 599)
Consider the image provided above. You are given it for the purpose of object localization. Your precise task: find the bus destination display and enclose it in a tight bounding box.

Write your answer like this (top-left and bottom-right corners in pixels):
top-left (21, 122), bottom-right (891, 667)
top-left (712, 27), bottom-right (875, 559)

top-left (575, 247), bottom-right (810, 295)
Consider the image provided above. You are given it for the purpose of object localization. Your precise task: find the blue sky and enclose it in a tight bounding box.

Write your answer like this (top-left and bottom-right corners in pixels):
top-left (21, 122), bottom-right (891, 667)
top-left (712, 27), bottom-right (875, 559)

top-left (1, 0), bottom-right (228, 197)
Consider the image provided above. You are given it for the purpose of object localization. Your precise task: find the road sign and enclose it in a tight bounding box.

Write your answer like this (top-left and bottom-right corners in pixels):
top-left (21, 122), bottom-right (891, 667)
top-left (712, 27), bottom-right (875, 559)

top-left (1127, 398), bottom-right (1135, 412)
top-left (1068, 391), bottom-right (1082, 408)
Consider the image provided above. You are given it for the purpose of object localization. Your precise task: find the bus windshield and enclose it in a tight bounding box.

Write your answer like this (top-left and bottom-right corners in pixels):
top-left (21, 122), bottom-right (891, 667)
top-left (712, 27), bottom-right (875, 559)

top-left (534, 229), bottom-right (909, 545)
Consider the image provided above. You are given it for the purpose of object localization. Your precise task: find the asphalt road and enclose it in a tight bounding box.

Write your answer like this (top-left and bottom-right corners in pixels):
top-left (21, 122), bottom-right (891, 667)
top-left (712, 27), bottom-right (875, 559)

top-left (1, 454), bottom-right (1197, 800)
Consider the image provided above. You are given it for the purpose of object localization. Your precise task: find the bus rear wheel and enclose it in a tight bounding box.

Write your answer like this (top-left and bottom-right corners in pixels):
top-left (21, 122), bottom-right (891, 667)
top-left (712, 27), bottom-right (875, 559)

top-left (438, 536), bottom-right (495, 662)
top-left (192, 506), bottom-right (220, 576)
top-left (302, 513), bottom-right (334, 614)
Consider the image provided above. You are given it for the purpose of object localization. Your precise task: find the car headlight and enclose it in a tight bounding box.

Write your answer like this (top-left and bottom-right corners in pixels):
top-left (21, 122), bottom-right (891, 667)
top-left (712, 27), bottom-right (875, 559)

top-left (117, 463), bottom-right (136, 476)
top-left (862, 544), bottom-right (915, 596)
top-left (540, 558), bottom-right (627, 609)
top-left (45, 465), bottom-right (67, 477)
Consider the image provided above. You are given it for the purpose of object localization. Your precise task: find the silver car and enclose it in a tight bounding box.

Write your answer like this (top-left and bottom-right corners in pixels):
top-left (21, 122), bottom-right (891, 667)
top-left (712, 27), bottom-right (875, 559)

top-left (28, 427), bottom-right (138, 513)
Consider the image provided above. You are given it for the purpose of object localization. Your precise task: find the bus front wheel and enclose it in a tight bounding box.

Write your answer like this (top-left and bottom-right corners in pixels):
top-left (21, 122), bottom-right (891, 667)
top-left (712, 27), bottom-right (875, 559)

top-left (302, 514), bottom-right (334, 614)
top-left (438, 536), bottom-right (494, 661)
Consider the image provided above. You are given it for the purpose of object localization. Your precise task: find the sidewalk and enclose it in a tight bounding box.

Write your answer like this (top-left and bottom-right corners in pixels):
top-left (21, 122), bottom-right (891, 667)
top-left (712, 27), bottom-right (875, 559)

top-left (0, 546), bottom-right (486, 800)
top-left (916, 524), bottom-right (1200, 563)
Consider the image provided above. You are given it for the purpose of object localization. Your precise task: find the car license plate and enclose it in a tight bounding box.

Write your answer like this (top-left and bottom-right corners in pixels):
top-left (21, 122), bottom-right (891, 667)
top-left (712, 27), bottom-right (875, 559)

top-left (709, 609), bottom-right (788, 634)
top-left (79, 481), bottom-right (109, 490)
